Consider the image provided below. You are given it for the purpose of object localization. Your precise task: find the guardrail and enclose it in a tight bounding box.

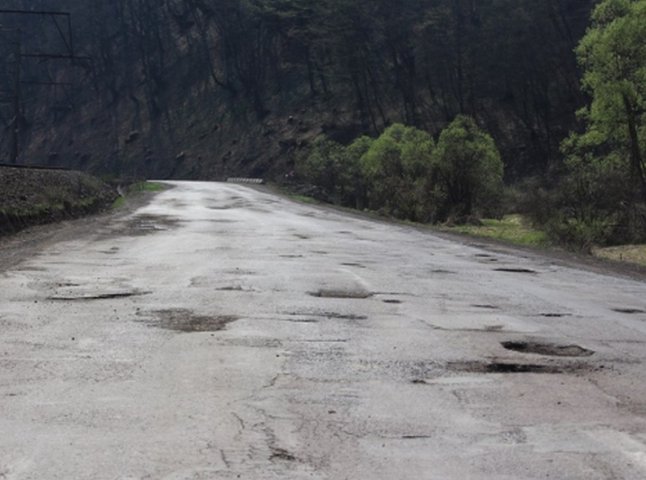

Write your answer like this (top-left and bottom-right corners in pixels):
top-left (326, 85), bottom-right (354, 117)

top-left (226, 177), bottom-right (264, 185)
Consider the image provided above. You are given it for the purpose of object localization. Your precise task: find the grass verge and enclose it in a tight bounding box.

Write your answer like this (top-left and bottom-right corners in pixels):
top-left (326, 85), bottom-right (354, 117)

top-left (442, 214), bottom-right (550, 247)
top-left (288, 193), bottom-right (319, 205)
top-left (112, 181), bottom-right (167, 209)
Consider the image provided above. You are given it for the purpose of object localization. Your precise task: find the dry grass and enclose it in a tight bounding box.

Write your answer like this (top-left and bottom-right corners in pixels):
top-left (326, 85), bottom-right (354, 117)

top-left (593, 244), bottom-right (646, 267)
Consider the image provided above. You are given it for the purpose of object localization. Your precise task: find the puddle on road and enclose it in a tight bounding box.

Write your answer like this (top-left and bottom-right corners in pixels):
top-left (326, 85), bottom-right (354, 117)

top-left (501, 341), bottom-right (594, 357)
top-left (143, 309), bottom-right (239, 332)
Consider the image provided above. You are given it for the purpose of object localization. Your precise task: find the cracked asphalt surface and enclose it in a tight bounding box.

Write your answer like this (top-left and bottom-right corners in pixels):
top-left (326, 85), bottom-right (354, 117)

top-left (2, 181), bottom-right (646, 479)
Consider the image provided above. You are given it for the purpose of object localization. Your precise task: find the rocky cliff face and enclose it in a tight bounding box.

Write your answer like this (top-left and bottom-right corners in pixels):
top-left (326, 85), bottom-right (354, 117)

top-left (2, 0), bottom-right (595, 181)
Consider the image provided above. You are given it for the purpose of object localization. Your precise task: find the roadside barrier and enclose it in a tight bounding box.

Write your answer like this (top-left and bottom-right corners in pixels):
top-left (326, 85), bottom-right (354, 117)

top-left (226, 177), bottom-right (264, 185)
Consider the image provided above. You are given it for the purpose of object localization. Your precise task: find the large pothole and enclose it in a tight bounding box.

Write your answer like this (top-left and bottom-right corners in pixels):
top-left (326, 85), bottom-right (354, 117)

top-left (447, 361), bottom-right (577, 374)
top-left (501, 341), bottom-right (594, 357)
top-left (613, 307), bottom-right (645, 314)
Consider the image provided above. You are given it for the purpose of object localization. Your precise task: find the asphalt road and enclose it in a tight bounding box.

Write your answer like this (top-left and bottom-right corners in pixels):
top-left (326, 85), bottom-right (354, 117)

top-left (2, 181), bottom-right (646, 479)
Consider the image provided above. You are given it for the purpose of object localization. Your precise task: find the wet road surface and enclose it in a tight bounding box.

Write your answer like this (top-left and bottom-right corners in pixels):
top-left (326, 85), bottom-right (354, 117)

top-left (1, 181), bottom-right (646, 479)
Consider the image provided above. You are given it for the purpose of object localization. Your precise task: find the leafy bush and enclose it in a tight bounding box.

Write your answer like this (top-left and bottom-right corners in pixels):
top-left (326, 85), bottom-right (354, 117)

top-left (296, 136), bottom-right (347, 200)
top-left (432, 115), bottom-right (504, 222)
top-left (360, 124), bottom-right (434, 220)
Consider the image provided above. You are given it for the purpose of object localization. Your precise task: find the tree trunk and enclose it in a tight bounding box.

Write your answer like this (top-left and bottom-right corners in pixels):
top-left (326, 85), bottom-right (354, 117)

top-left (623, 94), bottom-right (646, 203)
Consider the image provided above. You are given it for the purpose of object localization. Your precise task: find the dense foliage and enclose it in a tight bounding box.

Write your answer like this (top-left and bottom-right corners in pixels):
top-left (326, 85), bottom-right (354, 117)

top-left (533, 0), bottom-right (646, 248)
top-left (298, 118), bottom-right (503, 223)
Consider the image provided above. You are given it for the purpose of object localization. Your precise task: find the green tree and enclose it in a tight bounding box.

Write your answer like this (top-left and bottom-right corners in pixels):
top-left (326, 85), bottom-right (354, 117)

top-left (575, 0), bottom-right (646, 202)
top-left (550, 0), bottom-right (646, 246)
top-left (433, 115), bottom-right (503, 221)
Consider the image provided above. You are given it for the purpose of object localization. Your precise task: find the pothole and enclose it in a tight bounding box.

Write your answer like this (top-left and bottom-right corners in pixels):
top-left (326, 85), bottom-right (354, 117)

top-left (285, 311), bottom-right (367, 321)
top-left (448, 361), bottom-right (574, 374)
top-left (144, 309), bottom-right (239, 332)
top-left (501, 341), bottom-right (594, 357)
top-left (539, 313), bottom-right (572, 318)
top-left (494, 268), bottom-right (537, 274)
top-left (49, 290), bottom-right (151, 301)
top-left (341, 262), bottom-right (366, 268)
top-left (383, 299), bottom-right (402, 304)
top-left (270, 447), bottom-right (296, 462)
top-left (281, 318), bottom-right (319, 324)
top-left (472, 304), bottom-right (499, 309)
top-left (215, 286), bottom-right (256, 292)
top-left (484, 325), bottom-right (505, 331)
top-left (308, 289), bottom-right (373, 299)
top-left (124, 214), bottom-right (180, 235)
top-left (613, 308), bottom-right (645, 314)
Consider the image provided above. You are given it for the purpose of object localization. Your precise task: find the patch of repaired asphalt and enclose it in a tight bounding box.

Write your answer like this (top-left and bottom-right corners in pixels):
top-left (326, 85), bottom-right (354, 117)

top-left (501, 341), bottom-right (594, 357)
top-left (140, 309), bottom-right (239, 332)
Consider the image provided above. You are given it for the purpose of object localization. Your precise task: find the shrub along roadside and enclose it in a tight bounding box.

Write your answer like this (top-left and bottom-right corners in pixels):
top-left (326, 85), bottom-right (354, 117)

top-left (296, 116), bottom-right (504, 225)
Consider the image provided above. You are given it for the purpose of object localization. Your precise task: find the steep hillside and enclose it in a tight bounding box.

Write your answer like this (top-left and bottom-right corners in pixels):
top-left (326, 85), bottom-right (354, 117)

top-left (1, 0), bottom-right (596, 181)
top-left (0, 166), bottom-right (116, 234)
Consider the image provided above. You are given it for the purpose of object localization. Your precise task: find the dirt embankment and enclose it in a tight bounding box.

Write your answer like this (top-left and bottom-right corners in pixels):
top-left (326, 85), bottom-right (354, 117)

top-left (0, 166), bottom-right (117, 235)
